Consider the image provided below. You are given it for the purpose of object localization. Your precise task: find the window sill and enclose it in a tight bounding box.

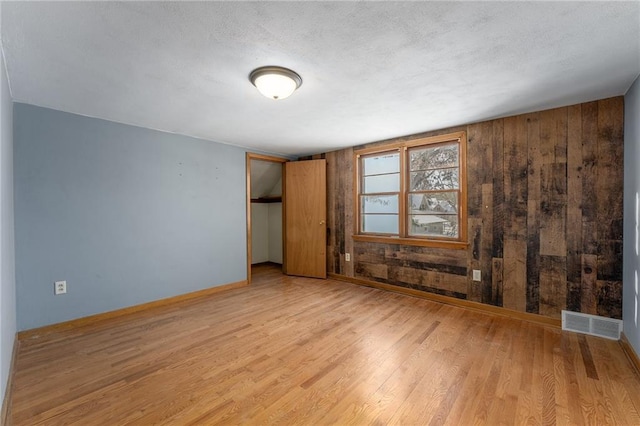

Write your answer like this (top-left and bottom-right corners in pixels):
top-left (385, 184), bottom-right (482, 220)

top-left (352, 234), bottom-right (468, 250)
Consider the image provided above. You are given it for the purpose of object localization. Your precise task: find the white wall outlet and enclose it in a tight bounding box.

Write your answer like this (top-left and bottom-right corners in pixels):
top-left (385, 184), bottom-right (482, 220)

top-left (54, 280), bottom-right (67, 295)
top-left (345, 253), bottom-right (351, 262)
top-left (472, 270), bottom-right (481, 282)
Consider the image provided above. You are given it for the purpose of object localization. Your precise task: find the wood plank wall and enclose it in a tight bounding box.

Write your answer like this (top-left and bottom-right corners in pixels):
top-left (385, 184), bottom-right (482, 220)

top-left (319, 97), bottom-right (624, 320)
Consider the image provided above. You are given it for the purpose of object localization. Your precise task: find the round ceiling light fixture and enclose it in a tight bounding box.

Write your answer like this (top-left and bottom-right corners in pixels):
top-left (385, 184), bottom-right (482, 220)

top-left (249, 66), bottom-right (302, 100)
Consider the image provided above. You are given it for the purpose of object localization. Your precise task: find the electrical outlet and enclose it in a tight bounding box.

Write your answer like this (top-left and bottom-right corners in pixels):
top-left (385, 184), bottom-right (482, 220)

top-left (345, 253), bottom-right (351, 262)
top-left (54, 280), bottom-right (67, 295)
top-left (472, 270), bottom-right (481, 282)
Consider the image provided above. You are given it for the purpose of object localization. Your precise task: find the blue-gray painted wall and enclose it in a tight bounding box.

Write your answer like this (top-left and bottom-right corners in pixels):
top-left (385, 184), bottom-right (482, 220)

top-left (624, 75), bottom-right (640, 357)
top-left (0, 48), bottom-right (17, 400)
top-left (14, 104), bottom-right (247, 331)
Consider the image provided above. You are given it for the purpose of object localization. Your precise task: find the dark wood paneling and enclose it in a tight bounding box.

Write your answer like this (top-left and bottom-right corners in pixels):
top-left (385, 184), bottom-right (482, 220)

top-left (503, 115), bottom-right (528, 312)
top-left (343, 148), bottom-right (355, 278)
top-left (596, 98), bottom-right (624, 284)
top-left (595, 280), bottom-right (622, 319)
top-left (537, 109), bottom-right (569, 318)
top-left (492, 120), bottom-right (505, 260)
top-left (324, 97), bottom-right (624, 320)
top-left (581, 102), bottom-right (599, 255)
top-left (566, 104), bottom-right (583, 313)
top-left (492, 257), bottom-right (504, 307)
top-left (539, 255), bottom-right (567, 317)
top-left (526, 113), bottom-right (541, 314)
top-left (326, 148), bottom-right (355, 276)
top-left (464, 120), bottom-right (494, 304)
top-left (580, 254), bottom-right (598, 314)
top-left (326, 150), bottom-right (339, 274)
top-left (594, 98), bottom-right (623, 319)
top-left (481, 183), bottom-right (494, 304)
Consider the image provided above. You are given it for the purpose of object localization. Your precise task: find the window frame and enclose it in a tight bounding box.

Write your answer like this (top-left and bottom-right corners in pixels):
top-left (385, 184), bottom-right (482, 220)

top-left (358, 149), bottom-right (401, 236)
top-left (353, 131), bottom-right (468, 249)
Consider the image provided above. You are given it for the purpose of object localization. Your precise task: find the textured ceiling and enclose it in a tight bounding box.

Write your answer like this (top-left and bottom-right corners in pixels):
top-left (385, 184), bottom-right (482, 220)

top-left (1, 2), bottom-right (639, 157)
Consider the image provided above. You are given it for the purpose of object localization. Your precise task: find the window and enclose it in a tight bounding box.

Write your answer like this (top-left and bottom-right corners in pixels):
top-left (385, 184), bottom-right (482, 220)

top-left (360, 151), bottom-right (400, 234)
top-left (354, 132), bottom-right (467, 248)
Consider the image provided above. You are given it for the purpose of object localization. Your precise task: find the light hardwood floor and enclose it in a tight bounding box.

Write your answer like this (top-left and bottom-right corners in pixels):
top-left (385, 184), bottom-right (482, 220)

top-left (8, 263), bottom-right (640, 425)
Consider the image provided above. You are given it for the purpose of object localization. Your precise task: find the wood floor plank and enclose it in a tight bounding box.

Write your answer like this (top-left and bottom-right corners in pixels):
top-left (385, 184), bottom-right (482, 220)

top-left (8, 263), bottom-right (640, 425)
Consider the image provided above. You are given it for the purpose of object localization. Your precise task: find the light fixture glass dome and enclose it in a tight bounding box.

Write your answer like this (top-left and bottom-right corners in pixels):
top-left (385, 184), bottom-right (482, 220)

top-left (250, 66), bottom-right (302, 100)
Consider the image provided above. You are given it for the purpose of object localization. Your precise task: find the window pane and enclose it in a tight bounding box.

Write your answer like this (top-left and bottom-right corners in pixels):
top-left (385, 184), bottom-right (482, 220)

top-left (409, 142), bottom-right (459, 171)
top-left (410, 168), bottom-right (459, 191)
top-left (362, 195), bottom-right (398, 214)
top-left (362, 152), bottom-right (399, 176)
top-left (409, 192), bottom-right (458, 214)
top-left (409, 214), bottom-right (459, 238)
top-left (362, 214), bottom-right (399, 234)
top-left (363, 173), bottom-right (399, 193)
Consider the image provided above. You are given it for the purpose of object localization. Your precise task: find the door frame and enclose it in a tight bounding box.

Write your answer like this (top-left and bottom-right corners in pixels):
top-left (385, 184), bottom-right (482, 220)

top-left (246, 152), bottom-right (288, 284)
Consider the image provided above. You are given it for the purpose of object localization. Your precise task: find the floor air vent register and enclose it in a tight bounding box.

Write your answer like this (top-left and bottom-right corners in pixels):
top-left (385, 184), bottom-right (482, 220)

top-left (562, 310), bottom-right (622, 340)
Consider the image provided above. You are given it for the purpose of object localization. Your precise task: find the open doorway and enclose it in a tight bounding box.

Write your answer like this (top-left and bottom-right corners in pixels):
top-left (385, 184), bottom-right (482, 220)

top-left (246, 153), bottom-right (287, 283)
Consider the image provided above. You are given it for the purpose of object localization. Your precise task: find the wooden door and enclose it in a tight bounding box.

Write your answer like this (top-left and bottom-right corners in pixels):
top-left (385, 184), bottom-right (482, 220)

top-left (284, 159), bottom-right (327, 278)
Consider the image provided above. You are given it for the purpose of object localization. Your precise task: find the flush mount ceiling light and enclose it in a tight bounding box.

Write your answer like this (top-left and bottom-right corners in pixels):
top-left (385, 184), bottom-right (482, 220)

top-left (249, 66), bottom-right (302, 100)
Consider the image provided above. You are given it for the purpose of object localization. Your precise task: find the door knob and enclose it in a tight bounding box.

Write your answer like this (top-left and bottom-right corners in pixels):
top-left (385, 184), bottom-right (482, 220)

top-left (320, 220), bottom-right (325, 225)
